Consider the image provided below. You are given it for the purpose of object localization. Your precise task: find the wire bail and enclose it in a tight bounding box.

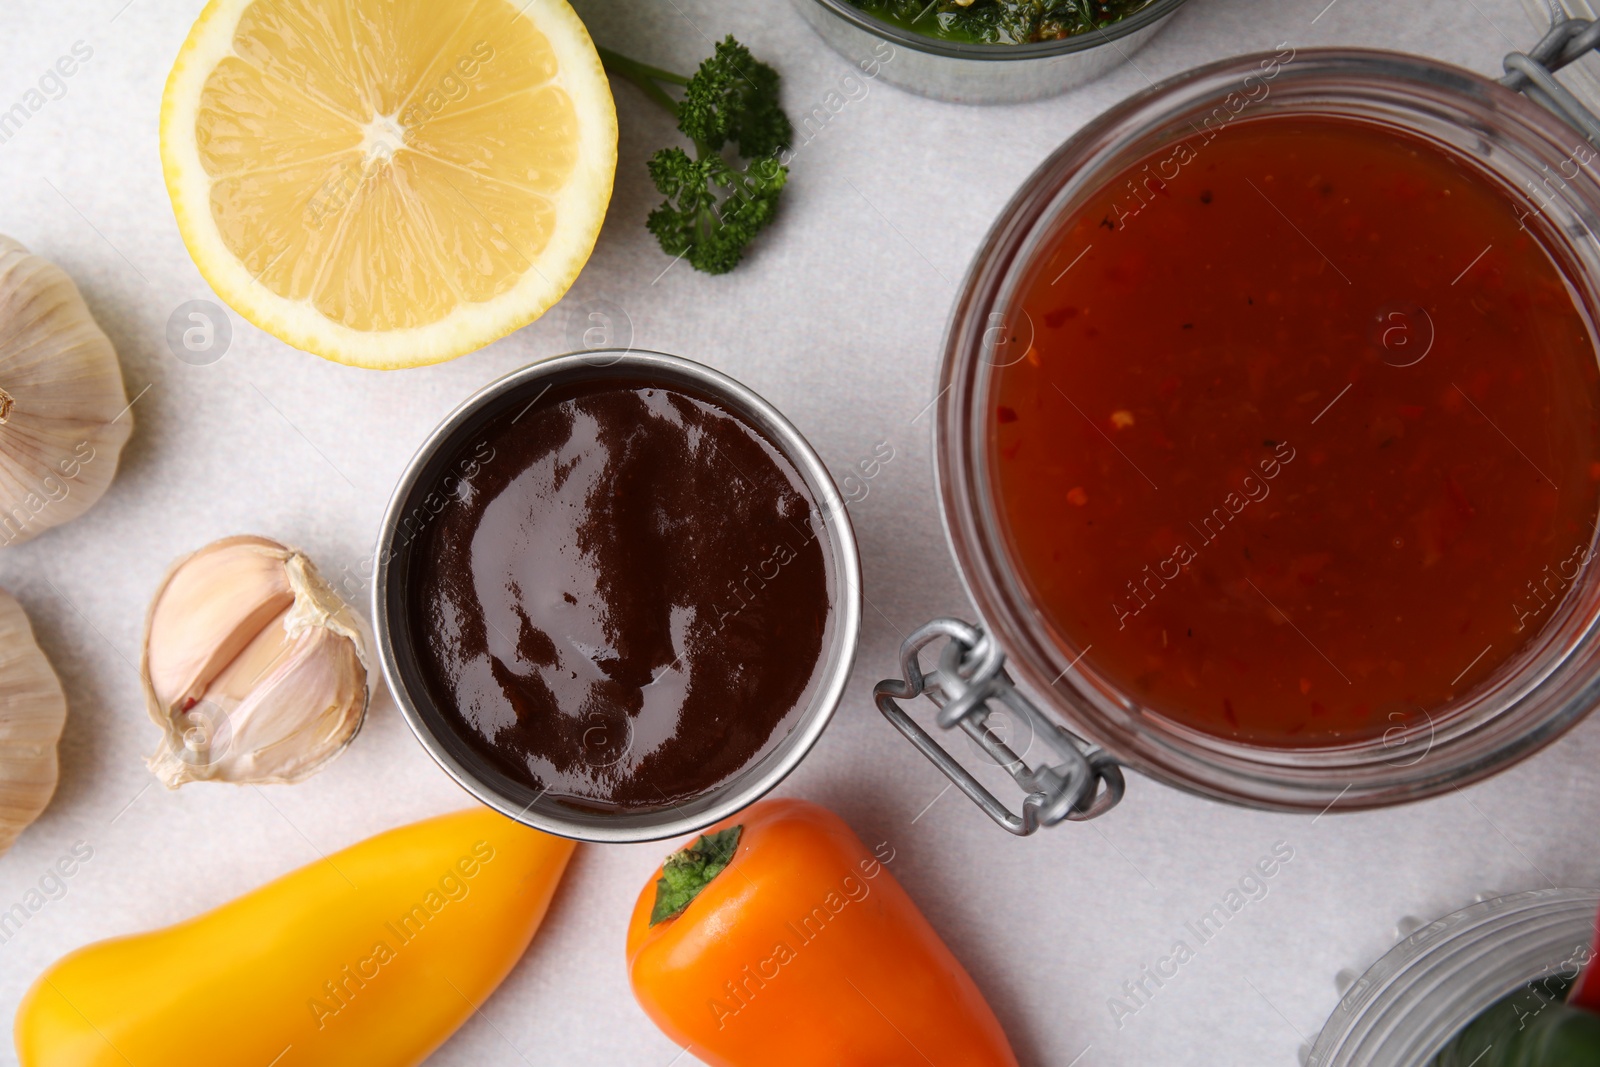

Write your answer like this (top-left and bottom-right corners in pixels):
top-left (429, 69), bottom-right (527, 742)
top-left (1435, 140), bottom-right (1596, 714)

top-left (874, 619), bottom-right (1124, 836)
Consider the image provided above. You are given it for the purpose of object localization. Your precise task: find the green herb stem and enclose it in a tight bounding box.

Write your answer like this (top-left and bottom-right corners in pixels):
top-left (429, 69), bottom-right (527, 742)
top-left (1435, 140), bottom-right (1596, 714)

top-left (595, 46), bottom-right (687, 116)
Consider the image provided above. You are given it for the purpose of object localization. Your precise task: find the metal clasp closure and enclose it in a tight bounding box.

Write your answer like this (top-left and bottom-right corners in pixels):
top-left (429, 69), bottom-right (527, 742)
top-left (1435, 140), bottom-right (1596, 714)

top-left (874, 619), bottom-right (1124, 836)
top-left (1503, 13), bottom-right (1600, 143)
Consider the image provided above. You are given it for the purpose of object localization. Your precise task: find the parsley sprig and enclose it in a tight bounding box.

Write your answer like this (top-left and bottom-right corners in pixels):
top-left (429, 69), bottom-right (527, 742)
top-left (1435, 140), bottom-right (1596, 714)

top-left (598, 37), bottom-right (793, 275)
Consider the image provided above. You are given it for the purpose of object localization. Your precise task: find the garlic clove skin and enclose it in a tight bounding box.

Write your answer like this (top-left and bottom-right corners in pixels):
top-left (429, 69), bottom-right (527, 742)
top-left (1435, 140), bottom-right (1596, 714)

top-left (141, 536), bottom-right (372, 787)
top-left (0, 587), bottom-right (67, 856)
top-left (0, 236), bottom-right (132, 548)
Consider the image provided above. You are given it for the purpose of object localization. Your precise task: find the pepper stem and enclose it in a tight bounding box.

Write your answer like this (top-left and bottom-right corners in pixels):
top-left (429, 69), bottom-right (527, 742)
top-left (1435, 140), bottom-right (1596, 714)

top-left (0, 387), bottom-right (13, 425)
top-left (649, 825), bottom-right (742, 925)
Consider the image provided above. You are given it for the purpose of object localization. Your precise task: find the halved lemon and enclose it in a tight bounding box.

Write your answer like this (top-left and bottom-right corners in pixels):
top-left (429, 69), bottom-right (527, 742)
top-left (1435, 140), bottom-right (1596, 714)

top-left (161, 0), bottom-right (616, 369)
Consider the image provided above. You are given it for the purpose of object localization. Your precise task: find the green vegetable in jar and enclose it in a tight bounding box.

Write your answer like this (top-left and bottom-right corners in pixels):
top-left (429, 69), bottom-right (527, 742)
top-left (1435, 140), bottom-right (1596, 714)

top-left (848, 0), bottom-right (1157, 44)
top-left (1431, 976), bottom-right (1600, 1066)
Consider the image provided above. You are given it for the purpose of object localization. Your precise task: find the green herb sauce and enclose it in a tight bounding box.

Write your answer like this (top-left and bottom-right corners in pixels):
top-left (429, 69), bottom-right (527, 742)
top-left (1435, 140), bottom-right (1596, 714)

top-left (846, 0), bottom-right (1157, 45)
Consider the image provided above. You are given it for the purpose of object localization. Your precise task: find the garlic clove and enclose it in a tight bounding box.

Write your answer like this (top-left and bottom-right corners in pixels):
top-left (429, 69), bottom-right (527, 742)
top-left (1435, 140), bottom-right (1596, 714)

top-left (144, 536), bottom-right (294, 712)
top-left (203, 605), bottom-right (295, 707)
top-left (0, 237), bottom-right (132, 547)
top-left (141, 536), bottom-right (372, 788)
top-left (0, 587), bottom-right (66, 856)
top-left (216, 626), bottom-right (366, 784)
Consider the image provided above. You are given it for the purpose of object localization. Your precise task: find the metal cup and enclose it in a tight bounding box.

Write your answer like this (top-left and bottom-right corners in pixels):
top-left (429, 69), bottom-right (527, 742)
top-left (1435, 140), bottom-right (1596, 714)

top-left (372, 351), bottom-right (861, 842)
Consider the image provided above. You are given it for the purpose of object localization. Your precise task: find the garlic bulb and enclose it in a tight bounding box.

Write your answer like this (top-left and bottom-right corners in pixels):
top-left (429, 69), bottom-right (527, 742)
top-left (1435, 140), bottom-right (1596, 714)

top-left (0, 237), bottom-right (131, 547)
top-left (0, 588), bottom-right (67, 856)
top-left (140, 536), bottom-right (371, 787)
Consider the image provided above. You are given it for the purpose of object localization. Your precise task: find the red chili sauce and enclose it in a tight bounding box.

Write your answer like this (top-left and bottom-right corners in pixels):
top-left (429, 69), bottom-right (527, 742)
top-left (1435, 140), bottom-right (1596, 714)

top-left (992, 115), bottom-right (1600, 746)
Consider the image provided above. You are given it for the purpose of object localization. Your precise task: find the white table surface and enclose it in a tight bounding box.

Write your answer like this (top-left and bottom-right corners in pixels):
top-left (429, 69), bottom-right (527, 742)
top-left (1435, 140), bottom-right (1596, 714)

top-left (0, 0), bottom-right (1594, 1064)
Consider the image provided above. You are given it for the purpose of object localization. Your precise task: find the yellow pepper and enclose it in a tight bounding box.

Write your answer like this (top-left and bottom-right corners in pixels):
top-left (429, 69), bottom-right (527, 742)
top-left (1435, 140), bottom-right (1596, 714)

top-left (15, 807), bottom-right (574, 1067)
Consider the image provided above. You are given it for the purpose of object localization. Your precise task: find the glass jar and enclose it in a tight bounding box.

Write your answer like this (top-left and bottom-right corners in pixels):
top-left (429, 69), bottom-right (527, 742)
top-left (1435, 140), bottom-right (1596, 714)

top-left (1307, 888), bottom-right (1600, 1065)
top-left (895, 48), bottom-right (1600, 823)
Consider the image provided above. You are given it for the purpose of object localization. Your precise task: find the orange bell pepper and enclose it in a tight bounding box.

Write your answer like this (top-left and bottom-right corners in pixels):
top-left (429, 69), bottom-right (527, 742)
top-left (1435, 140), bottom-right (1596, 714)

top-left (626, 797), bottom-right (1019, 1066)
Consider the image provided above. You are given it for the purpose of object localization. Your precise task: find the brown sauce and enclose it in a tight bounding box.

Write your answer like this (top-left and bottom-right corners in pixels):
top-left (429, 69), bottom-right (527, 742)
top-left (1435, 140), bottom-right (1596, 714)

top-left (408, 377), bottom-right (831, 810)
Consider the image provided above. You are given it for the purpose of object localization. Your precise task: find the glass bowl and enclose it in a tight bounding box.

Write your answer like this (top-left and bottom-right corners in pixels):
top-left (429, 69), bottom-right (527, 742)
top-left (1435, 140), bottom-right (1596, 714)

top-left (1308, 888), bottom-right (1600, 1065)
top-left (932, 48), bottom-right (1600, 813)
top-left (789, 0), bottom-right (1190, 104)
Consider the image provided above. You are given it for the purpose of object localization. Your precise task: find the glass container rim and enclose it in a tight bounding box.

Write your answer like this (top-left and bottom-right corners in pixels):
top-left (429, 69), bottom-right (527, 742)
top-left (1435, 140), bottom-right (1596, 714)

top-left (1307, 887), bottom-right (1600, 1065)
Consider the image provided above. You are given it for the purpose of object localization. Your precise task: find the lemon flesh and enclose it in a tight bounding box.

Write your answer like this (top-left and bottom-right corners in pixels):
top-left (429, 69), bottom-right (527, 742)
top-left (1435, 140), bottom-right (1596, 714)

top-left (161, 0), bottom-right (616, 368)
